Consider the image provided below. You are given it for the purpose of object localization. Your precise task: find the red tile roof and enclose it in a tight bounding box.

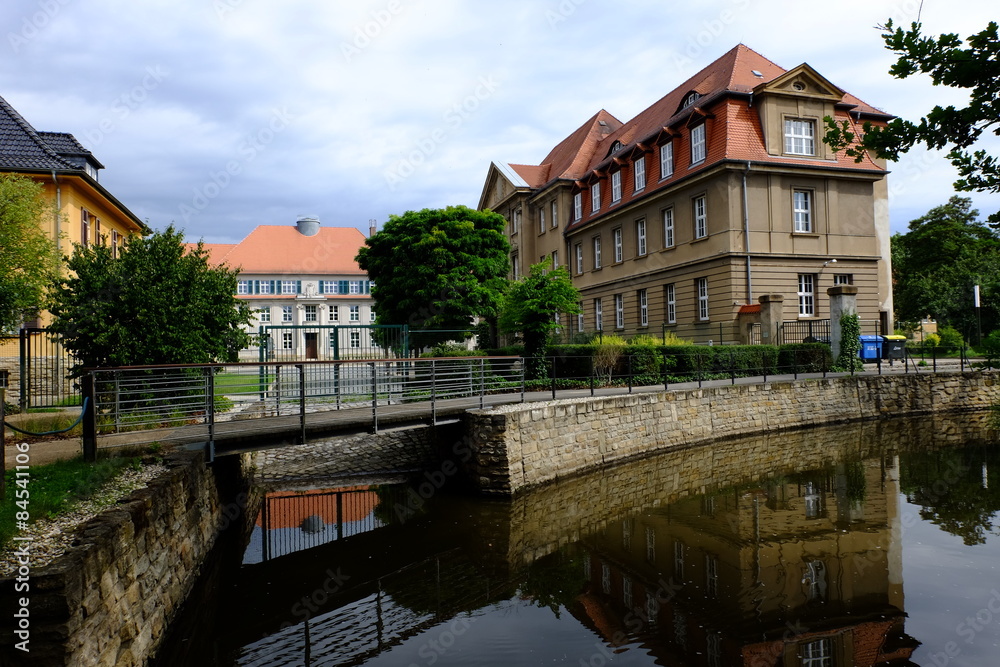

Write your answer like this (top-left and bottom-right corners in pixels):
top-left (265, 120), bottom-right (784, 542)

top-left (194, 225), bottom-right (368, 276)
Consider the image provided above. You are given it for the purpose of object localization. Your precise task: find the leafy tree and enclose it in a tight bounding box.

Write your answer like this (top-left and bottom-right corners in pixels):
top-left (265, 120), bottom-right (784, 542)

top-left (356, 206), bottom-right (510, 349)
top-left (499, 262), bottom-right (581, 377)
top-left (823, 20), bottom-right (1000, 223)
top-left (0, 174), bottom-right (59, 331)
top-left (891, 197), bottom-right (1000, 337)
top-left (49, 226), bottom-right (252, 376)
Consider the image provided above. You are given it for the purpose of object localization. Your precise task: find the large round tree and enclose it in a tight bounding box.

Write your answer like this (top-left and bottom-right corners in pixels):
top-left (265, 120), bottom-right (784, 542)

top-left (356, 206), bottom-right (510, 349)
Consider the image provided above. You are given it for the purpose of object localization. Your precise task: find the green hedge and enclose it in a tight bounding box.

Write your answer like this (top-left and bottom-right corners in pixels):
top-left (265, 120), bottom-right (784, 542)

top-left (776, 343), bottom-right (833, 373)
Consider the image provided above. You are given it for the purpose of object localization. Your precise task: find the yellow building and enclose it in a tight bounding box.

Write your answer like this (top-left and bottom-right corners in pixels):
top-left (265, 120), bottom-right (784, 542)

top-left (0, 93), bottom-right (148, 328)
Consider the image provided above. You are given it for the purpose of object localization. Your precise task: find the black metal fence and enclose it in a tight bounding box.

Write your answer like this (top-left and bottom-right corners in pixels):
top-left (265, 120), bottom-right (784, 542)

top-left (17, 327), bottom-right (80, 410)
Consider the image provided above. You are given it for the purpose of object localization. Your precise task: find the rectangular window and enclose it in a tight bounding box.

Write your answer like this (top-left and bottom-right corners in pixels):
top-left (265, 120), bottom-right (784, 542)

top-left (798, 274), bottom-right (815, 316)
top-left (833, 274), bottom-right (853, 285)
top-left (634, 156), bottom-right (646, 192)
top-left (663, 208), bottom-right (675, 248)
top-left (511, 252), bottom-right (520, 278)
top-left (593, 236), bottom-right (602, 269)
top-left (785, 118), bottom-right (816, 155)
top-left (573, 192), bottom-right (583, 221)
top-left (800, 639), bottom-right (832, 667)
top-left (81, 210), bottom-right (90, 248)
top-left (591, 182), bottom-right (601, 212)
top-left (705, 555), bottom-right (719, 598)
top-left (793, 190), bottom-right (812, 232)
top-left (281, 306), bottom-right (293, 322)
top-left (690, 124), bottom-right (706, 164)
top-left (594, 298), bottom-right (603, 331)
top-left (237, 280), bottom-right (251, 295)
top-left (370, 309), bottom-right (376, 323)
top-left (350, 305), bottom-right (360, 322)
top-left (665, 284), bottom-right (676, 324)
top-left (551, 201), bottom-right (558, 228)
top-left (259, 280), bottom-right (273, 295)
top-left (350, 331), bottom-right (361, 348)
top-left (646, 527), bottom-right (656, 563)
top-left (281, 280), bottom-right (298, 295)
top-left (110, 230), bottom-right (119, 258)
top-left (330, 305), bottom-right (339, 322)
top-left (349, 281), bottom-right (362, 295)
top-left (611, 170), bottom-right (622, 203)
top-left (697, 277), bottom-right (709, 321)
top-left (674, 541), bottom-right (685, 580)
top-left (694, 196), bottom-right (707, 239)
top-left (575, 243), bottom-right (583, 274)
top-left (304, 305), bottom-right (317, 322)
top-left (539, 208), bottom-right (545, 234)
top-left (615, 294), bottom-right (624, 329)
top-left (636, 219), bottom-right (647, 256)
top-left (258, 308), bottom-right (271, 323)
top-left (577, 302), bottom-right (584, 332)
top-left (660, 142), bottom-right (674, 179)
top-left (551, 250), bottom-right (558, 269)
top-left (638, 289), bottom-right (648, 326)
top-left (613, 228), bottom-right (623, 263)
top-left (514, 208), bottom-right (522, 234)
top-left (281, 332), bottom-right (293, 350)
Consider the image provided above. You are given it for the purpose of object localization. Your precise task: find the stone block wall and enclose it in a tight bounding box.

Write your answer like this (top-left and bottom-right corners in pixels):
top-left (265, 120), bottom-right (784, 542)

top-left (0, 450), bottom-right (238, 666)
top-left (464, 372), bottom-right (1000, 495)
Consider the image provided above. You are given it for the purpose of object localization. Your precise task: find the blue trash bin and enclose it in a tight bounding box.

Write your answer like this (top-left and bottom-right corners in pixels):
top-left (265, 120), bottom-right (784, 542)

top-left (859, 335), bottom-right (883, 361)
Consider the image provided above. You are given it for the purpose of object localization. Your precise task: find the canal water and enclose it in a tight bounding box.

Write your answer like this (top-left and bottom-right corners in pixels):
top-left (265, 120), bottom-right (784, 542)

top-left (156, 413), bottom-right (1000, 666)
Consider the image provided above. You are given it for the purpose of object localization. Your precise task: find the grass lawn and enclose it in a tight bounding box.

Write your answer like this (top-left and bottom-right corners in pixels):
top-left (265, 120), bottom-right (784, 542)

top-left (212, 371), bottom-right (273, 395)
top-left (1, 455), bottom-right (141, 547)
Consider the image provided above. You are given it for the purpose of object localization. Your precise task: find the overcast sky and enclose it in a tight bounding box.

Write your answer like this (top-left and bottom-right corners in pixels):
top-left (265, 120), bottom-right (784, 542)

top-left (2, 0), bottom-right (998, 244)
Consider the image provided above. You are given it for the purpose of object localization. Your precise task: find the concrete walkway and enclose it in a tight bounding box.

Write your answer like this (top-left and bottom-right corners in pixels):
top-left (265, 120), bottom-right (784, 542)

top-left (2, 357), bottom-right (972, 469)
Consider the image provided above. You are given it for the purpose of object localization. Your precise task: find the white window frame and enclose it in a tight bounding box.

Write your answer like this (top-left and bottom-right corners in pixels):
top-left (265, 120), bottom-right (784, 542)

top-left (833, 274), bottom-right (853, 285)
top-left (594, 298), bottom-right (603, 331)
top-left (573, 192), bottom-right (583, 221)
top-left (785, 118), bottom-right (816, 155)
top-left (800, 638), bottom-right (832, 667)
top-left (350, 331), bottom-right (361, 348)
top-left (304, 305), bottom-right (317, 322)
top-left (694, 196), bottom-right (707, 239)
top-left (237, 280), bottom-right (250, 295)
top-left (659, 142), bottom-right (673, 179)
top-left (370, 309), bottom-right (376, 323)
top-left (614, 294), bottom-right (624, 329)
top-left (793, 189), bottom-right (813, 233)
top-left (551, 200), bottom-right (558, 228)
top-left (636, 218), bottom-right (647, 256)
top-left (673, 541), bottom-right (685, 580)
top-left (633, 156), bottom-right (646, 192)
top-left (539, 208), bottom-right (545, 234)
top-left (576, 302), bottom-right (584, 333)
top-left (349, 305), bottom-right (360, 322)
top-left (281, 306), bottom-right (293, 322)
top-left (591, 182), bottom-right (601, 212)
top-left (330, 305), bottom-right (339, 322)
top-left (575, 243), bottom-right (583, 274)
top-left (281, 280), bottom-right (297, 295)
top-left (690, 124), bottom-right (706, 164)
top-left (349, 281), bottom-right (362, 295)
top-left (665, 284), bottom-right (676, 324)
top-left (281, 332), bottom-right (293, 350)
top-left (663, 207), bottom-right (675, 248)
top-left (697, 277), bottom-right (709, 321)
top-left (593, 236), bottom-right (602, 269)
top-left (259, 281), bottom-right (273, 295)
top-left (798, 274), bottom-right (815, 317)
top-left (611, 170), bottom-right (622, 203)
top-left (638, 289), bottom-right (648, 327)
top-left (613, 228), bottom-right (623, 263)
top-left (258, 308), bottom-right (271, 323)
top-left (551, 250), bottom-right (558, 269)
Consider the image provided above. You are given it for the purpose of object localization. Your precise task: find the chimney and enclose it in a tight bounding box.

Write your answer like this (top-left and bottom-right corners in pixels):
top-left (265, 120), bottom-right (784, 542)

top-left (368, 219), bottom-right (377, 237)
top-left (296, 216), bottom-right (320, 236)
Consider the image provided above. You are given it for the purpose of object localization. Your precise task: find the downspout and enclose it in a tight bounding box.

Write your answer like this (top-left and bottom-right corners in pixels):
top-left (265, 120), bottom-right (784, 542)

top-left (50, 170), bottom-right (62, 256)
top-left (742, 161), bottom-right (753, 304)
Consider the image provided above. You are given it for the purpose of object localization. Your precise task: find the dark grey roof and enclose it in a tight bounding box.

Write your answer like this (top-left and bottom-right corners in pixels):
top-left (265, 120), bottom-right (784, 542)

top-left (0, 94), bottom-right (80, 171)
top-left (36, 131), bottom-right (104, 169)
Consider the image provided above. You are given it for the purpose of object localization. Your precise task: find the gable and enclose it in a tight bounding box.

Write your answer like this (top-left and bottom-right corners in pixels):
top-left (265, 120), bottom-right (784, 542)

top-left (754, 63), bottom-right (844, 103)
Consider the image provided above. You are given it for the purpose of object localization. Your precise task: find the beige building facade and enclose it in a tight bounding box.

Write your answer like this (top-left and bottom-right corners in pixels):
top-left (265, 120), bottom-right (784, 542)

top-left (479, 46), bottom-right (894, 344)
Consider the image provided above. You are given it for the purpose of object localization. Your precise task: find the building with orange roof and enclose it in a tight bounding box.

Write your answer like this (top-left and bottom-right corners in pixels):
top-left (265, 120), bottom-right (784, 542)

top-left (199, 217), bottom-right (376, 359)
top-left (479, 45), bottom-right (894, 343)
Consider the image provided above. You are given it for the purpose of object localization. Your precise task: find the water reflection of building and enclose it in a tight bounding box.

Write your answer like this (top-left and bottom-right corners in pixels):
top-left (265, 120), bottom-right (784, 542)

top-left (573, 456), bottom-right (918, 665)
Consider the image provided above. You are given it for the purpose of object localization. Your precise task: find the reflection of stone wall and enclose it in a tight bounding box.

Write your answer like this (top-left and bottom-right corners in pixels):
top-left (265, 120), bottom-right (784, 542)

top-left (489, 413), bottom-right (989, 566)
top-left (465, 372), bottom-right (1000, 495)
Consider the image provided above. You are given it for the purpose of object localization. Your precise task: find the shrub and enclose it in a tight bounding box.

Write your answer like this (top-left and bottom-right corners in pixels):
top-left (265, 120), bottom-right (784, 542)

top-left (778, 343), bottom-right (833, 373)
top-left (937, 325), bottom-right (965, 350)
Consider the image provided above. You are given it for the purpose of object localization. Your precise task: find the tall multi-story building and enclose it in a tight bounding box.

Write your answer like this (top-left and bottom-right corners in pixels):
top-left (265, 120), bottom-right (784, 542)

top-left (199, 217), bottom-right (379, 360)
top-left (478, 45), bottom-right (894, 343)
top-left (0, 93), bottom-right (148, 327)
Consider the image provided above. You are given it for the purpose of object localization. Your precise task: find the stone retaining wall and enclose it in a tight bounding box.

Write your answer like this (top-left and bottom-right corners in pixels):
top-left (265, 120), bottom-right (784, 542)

top-left (464, 371), bottom-right (1000, 495)
top-left (0, 450), bottom-right (249, 666)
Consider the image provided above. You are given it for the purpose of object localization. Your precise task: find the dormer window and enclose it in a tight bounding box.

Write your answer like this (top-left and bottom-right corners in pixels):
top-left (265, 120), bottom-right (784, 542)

top-left (784, 118), bottom-right (816, 155)
top-left (690, 124), bottom-right (706, 164)
top-left (611, 170), bottom-right (622, 203)
top-left (611, 140), bottom-right (623, 153)
top-left (633, 156), bottom-right (646, 192)
top-left (683, 92), bottom-right (700, 108)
